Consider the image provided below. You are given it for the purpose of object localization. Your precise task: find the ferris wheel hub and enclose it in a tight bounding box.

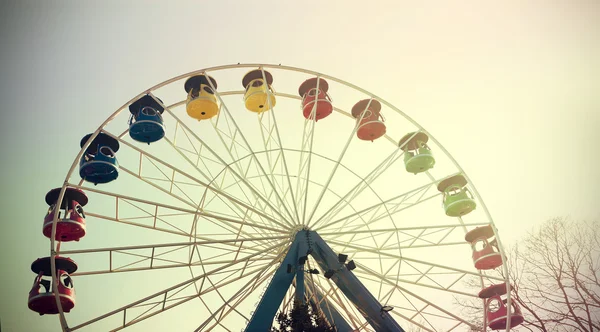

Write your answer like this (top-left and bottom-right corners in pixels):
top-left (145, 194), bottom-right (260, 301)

top-left (289, 224), bottom-right (310, 237)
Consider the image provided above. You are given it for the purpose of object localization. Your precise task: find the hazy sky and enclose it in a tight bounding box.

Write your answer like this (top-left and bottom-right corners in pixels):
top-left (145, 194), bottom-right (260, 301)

top-left (0, 1), bottom-right (598, 331)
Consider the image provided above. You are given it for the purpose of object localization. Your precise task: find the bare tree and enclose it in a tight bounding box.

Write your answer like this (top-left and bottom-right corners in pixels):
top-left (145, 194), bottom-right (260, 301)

top-left (457, 217), bottom-right (600, 331)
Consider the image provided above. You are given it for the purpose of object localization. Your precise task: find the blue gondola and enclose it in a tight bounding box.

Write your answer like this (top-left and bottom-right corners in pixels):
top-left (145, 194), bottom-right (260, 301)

top-left (128, 95), bottom-right (165, 144)
top-left (79, 133), bottom-right (119, 185)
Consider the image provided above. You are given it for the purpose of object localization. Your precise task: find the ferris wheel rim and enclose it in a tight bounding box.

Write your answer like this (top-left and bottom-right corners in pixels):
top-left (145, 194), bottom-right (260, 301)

top-left (46, 63), bottom-right (512, 331)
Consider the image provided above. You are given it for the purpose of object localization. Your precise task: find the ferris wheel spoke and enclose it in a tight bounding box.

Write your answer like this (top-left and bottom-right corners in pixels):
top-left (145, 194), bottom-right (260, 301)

top-left (253, 68), bottom-right (301, 223)
top-left (260, 170), bottom-right (362, 221)
top-left (380, 287), bottom-right (437, 331)
top-left (326, 238), bottom-right (501, 281)
top-left (380, 228), bottom-right (463, 251)
top-left (199, 173), bottom-right (301, 251)
top-left (197, 187), bottom-right (287, 251)
top-left (190, 251), bottom-right (278, 301)
top-left (258, 86), bottom-right (330, 227)
top-left (158, 101), bottom-right (220, 183)
top-left (203, 162), bottom-right (298, 232)
top-left (306, 259), bottom-right (366, 329)
top-left (295, 116), bottom-right (317, 225)
top-left (354, 265), bottom-right (478, 330)
top-left (389, 293), bottom-right (470, 332)
top-left (161, 109), bottom-right (270, 224)
top-left (193, 245), bottom-right (286, 331)
top-left (197, 83), bottom-right (297, 225)
top-left (322, 223), bottom-right (489, 253)
top-left (304, 264), bottom-right (364, 329)
top-left (352, 265), bottom-right (476, 298)
top-left (69, 183), bottom-right (286, 253)
top-left (117, 260), bottom-right (274, 332)
top-left (147, 94), bottom-right (293, 227)
top-left (388, 311), bottom-right (436, 332)
top-left (305, 283), bottom-right (360, 329)
top-left (161, 133), bottom-right (247, 216)
top-left (60, 237), bottom-right (283, 276)
top-left (68, 239), bottom-right (284, 331)
top-left (196, 266), bottom-right (269, 330)
top-left (195, 259), bottom-right (279, 331)
top-left (169, 139), bottom-right (281, 233)
top-left (319, 220), bottom-right (483, 272)
top-left (100, 131), bottom-right (292, 234)
top-left (315, 172), bottom-right (459, 233)
top-left (344, 271), bottom-right (437, 330)
top-left (306, 100), bottom-right (373, 229)
top-left (312, 132), bottom-right (423, 230)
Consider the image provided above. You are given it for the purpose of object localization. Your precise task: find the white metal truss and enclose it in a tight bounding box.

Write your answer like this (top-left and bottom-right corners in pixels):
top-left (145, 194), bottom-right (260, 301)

top-left (204, 78), bottom-right (297, 226)
top-left (149, 93), bottom-right (293, 229)
top-left (312, 131), bottom-right (422, 230)
top-left (316, 173), bottom-right (460, 233)
top-left (67, 241), bottom-right (285, 331)
top-left (59, 237), bottom-right (283, 276)
top-left (295, 110), bottom-right (317, 225)
top-left (305, 98), bottom-right (372, 229)
top-left (44, 64), bottom-right (512, 332)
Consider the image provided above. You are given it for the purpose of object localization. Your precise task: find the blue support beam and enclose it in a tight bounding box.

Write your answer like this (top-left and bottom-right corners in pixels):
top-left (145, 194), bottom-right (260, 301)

top-left (245, 231), bottom-right (404, 331)
top-left (245, 233), bottom-right (301, 331)
top-left (295, 266), bottom-right (305, 305)
top-left (295, 235), bottom-right (309, 304)
top-left (308, 231), bottom-right (405, 332)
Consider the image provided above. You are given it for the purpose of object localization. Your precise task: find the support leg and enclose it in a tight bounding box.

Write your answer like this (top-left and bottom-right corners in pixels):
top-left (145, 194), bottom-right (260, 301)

top-left (245, 234), bottom-right (301, 331)
top-left (308, 231), bottom-right (405, 332)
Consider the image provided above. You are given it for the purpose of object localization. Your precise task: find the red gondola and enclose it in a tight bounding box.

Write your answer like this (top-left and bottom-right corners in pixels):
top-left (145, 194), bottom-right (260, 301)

top-left (298, 77), bottom-right (333, 121)
top-left (465, 224), bottom-right (503, 270)
top-left (351, 99), bottom-right (386, 141)
top-left (479, 283), bottom-right (524, 330)
top-left (42, 188), bottom-right (88, 242)
top-left (28, 256), bottom-right (77, 315)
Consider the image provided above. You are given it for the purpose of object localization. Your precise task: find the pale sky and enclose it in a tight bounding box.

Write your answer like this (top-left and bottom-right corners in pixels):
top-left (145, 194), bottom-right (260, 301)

top-left (0, 1), bottom-right (598, 331)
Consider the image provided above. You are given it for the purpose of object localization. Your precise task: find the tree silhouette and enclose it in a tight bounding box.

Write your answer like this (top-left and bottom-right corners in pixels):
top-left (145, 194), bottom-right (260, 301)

top-left (457, 217), bottom-right (600, 331)
top-left (270, 300), bottom-right (336, 332)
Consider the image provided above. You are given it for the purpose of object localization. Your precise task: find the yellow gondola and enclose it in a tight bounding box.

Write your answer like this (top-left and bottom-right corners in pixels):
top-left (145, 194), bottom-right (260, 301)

top-left (242, 69), bottom-right (276, 113)
top-left (184, 74), bottom-right (219, 120)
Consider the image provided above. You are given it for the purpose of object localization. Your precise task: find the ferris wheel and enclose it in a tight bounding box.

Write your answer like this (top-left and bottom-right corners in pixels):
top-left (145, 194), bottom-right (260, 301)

top-left (29, 64), bottom-right (525, 332)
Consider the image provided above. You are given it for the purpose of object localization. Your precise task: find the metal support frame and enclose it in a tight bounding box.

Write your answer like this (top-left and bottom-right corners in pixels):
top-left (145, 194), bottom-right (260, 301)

top-left (294, 237), bottom-right (308, 305)
top-left (245, 233), bottom-right (302, 331)
top-left (204, 77), bottom-right (297, 226)
top-left (312, 131), bottom-right (421, 230)
top-left (246, 231), bottom-right (404, 331)
top-left (47, 64), bottom-right (511, 332)
top-left (308, 231), bottom-right (405, 332)
top-left (295, 103), bottom-right (317, 225)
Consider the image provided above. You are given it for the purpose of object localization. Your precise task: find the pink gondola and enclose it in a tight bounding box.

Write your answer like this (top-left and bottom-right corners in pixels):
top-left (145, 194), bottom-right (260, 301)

top-left (479, 283), bottom-right (524, 330)
top-left (465, 224), bottom-right (503, 270)
top-left (42, 188), bottom-right (88, 242)
top-left (28, 256), bottom-right (77, 315)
